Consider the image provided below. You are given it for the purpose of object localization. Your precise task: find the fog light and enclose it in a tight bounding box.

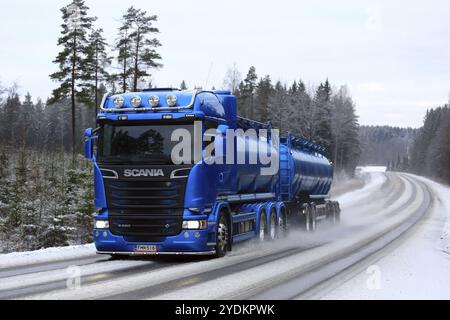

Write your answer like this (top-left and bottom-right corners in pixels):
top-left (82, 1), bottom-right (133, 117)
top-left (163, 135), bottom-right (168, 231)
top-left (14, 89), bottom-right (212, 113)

top-left (95, 231), bottom-right (99, 237)
top-left (194, 232), bottom-right (201, 238)
top-left (95, 220), bottom-right (109, 229)
top-left (103, 231), bottom-right (108, 237)
top-left (184, 231), bottom-right (190, 238)
top-left (166, 94), bottom-right (178, 107)
top-left (113, 96), bottom-right (124, 108)
top-left (149, 95), bottom-right (160, 107)
top-left (182, 220), bottom-right (207, 230)
top-left (131, 96), bottom-right (142, 107)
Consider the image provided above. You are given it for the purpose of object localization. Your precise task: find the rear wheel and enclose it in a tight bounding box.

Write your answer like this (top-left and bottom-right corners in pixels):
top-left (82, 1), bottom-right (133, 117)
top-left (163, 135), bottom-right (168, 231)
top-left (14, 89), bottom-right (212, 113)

top-left (309, 204), bottom-right (317, 232)
top-left (326, 201), bottom-right (336, 225)
top-left (215, 212), bottom-right (230, 258)
top-left (334, 202), bottom-right (341, 224)
top-left (278, 208), bottom-right (287, 237)
top-left (269, 210), bottom-right (278, 241)
top-left (304, 204), bottom-right (311, 231)
top-left (258, 211), bottom-right (267, 241)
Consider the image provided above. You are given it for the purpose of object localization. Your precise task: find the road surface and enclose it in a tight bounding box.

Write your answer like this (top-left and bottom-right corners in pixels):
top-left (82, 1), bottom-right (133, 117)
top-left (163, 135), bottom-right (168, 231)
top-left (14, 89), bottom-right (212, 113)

top-left (1, 169), bottom-right (449, 300)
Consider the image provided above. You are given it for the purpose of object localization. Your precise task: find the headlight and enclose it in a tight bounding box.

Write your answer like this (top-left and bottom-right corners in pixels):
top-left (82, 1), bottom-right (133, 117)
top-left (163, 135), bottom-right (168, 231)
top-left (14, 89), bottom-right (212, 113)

top-left (95, 220), bottom-right (109, 229)
top-left (113, 96), bottom-right (124, 108)
top-left (130, 96), bottom-right (142, 108)
top-left (149, 95), bottom-right (160, 107)
top-left (183, 220), bottom-right (207, 230)
top-left (166, 94), bottom-right (178, 107)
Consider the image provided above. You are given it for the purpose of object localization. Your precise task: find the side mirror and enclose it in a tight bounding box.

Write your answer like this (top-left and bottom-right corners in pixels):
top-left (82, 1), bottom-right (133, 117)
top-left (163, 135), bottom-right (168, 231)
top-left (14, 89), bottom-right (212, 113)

top-left (85, 128), bottom-right (94, 161)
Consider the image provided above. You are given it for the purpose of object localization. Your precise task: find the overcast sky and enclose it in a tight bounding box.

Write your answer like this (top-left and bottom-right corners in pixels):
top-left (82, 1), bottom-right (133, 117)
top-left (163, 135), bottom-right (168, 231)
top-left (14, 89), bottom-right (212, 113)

top-left (0, 0), bottom-right (449, 128)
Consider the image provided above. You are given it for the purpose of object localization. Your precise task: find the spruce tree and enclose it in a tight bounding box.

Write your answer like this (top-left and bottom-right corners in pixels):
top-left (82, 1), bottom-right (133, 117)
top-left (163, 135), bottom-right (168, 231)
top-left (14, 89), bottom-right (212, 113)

top-left (254, 75), bottom-right (273, 123)
top-left (240, 66), bottom-right (258, 118)
top-left (49, 0), bottom-right (96, 158)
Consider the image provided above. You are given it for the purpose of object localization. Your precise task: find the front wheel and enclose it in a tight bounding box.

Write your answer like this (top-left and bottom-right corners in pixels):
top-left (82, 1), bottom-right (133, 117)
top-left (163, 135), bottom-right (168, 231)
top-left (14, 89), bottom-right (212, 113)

top-left (215, 213), bottom-right (230, 258)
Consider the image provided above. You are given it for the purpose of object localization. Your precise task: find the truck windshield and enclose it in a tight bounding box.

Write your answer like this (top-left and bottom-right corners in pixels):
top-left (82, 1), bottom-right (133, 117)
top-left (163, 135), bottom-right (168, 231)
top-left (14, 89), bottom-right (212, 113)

top-left (97, 123), bottom-right (195, 165)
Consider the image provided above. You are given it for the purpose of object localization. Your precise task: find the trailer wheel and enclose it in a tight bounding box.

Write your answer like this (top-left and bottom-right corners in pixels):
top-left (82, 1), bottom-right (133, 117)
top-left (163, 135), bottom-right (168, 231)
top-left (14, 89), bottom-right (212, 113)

top-left (304, 204), bottom-right (311, 231)
top-left (333, 202), bottom-right (341, 224)
top-left (325, 202), bottom-right (336, 225)
top-left (278, 208), bottom-right (287, 237)
top-left (258, 211), bottom-right (267, 241)
top-left (215, 212), bottom-right (230, 258)
top-left (309, 204), bottom-right (317, 232)
top-left (269, 210), bottom-right (278, 241)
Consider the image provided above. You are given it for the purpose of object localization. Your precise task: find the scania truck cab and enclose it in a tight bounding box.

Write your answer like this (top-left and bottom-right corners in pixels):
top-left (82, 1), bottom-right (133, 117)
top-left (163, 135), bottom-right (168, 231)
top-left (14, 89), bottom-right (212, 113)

top-left (85, 89), bottom-right (338, 257)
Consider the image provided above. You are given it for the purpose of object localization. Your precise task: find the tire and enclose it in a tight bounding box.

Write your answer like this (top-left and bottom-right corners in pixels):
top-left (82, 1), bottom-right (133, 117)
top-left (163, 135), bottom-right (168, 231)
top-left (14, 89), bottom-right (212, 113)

top-left (334, 202), bottom-right (341, 223)
top-left (325, 202), bottom-right (336, 225)
top-left (310, 204), bottom-right (317, 232)
top-left (258, 211), bottom-right (267, 241)
top-left (304, 204), bottom-right (311, 231)
top-left (215, 212), bottom-right (230, 258)
top-left (269, 210), bottom-right (278, 241)
top-left (278, 208), bottom-right (287, 237)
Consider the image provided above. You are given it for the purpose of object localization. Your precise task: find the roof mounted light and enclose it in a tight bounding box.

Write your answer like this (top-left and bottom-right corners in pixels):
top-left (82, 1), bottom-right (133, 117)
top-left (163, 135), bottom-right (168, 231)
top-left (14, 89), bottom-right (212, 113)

top-left (113, 96), bottom-right (124, 108)
top-left (149, 95), bottom-right (160, 107)
top-left (166, 94), bottom-right (178, 107)
top-left (130, 96), bottom-right (142, 108)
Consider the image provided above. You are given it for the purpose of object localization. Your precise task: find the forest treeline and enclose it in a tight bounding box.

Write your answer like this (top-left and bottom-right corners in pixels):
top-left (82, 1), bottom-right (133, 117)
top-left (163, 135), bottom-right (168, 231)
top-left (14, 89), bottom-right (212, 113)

top-left (358, 104), bottom-right (450, 184)
top-left (410, 105), bottom-right (450, 183)
top-left (226, 66), bottom-right (362, 175)
top-left (358, 125), bottom-right (417, 170)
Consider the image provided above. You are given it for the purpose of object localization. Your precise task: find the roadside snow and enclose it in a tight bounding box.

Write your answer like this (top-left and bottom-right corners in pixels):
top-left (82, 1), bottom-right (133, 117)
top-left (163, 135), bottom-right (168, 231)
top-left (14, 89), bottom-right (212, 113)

top-left (321, 174), bottom-right (450, 300)
top-left (358, 166), bottom-right (387, 173)
top-left (0, 244), bottom-right (95, 269)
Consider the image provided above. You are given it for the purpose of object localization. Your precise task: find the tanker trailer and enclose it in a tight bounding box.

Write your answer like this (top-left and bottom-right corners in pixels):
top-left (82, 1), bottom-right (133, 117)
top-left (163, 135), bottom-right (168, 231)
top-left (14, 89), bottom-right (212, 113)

top-left (85, 89), bottom-right (340, 258)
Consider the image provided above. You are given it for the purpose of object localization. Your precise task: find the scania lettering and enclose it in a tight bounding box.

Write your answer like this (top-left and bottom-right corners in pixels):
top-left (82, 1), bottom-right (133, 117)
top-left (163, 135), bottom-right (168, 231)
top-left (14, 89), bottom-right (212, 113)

top-left (124, 169), bottom-right (165, 178)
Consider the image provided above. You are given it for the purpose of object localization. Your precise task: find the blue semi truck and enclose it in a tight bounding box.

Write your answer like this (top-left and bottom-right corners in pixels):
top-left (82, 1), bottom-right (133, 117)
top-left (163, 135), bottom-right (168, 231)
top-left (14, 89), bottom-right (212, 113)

top-left (84, 89), bottom-right (340, 257)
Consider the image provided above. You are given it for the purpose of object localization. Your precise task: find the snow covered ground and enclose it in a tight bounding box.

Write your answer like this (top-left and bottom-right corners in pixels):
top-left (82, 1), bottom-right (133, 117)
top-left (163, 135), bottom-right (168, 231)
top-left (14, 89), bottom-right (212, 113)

top-left (0, 244), bottom-right (95, 269)
top-left (320, 174), bottom-right (450, 300)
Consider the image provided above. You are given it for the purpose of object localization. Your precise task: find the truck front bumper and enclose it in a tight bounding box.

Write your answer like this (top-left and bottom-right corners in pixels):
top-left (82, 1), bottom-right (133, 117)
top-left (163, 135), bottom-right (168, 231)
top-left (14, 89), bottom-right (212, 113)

top-left (94, 228), bottom-right (217, 255)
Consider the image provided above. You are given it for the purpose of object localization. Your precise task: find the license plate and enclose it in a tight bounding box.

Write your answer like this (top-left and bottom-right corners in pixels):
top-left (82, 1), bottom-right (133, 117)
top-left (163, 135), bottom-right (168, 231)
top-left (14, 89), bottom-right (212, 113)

top-left (134, 245), bottom-right (157, 253)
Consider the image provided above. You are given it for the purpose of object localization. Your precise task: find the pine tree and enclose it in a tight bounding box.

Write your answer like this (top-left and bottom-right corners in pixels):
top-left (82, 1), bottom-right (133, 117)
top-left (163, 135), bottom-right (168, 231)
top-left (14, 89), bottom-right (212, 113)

top-left (49, 0), bottom-right (96, 158)
top-left (180, 80), bottom-right (187, 90)
top-left (82, 28), bottom-right (110, 120)
top-left (115, 7), bottom-right (162, 92)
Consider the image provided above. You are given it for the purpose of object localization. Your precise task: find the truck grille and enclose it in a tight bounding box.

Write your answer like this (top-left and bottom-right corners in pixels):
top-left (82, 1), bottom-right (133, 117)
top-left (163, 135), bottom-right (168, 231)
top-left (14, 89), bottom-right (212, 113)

top-left (104, 179), bottom-right (187, 237)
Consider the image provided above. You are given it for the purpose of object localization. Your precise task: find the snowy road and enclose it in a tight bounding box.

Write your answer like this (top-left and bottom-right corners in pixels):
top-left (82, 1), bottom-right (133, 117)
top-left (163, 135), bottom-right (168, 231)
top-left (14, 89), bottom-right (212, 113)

top-left (1, 170), bottom-right (449, 300)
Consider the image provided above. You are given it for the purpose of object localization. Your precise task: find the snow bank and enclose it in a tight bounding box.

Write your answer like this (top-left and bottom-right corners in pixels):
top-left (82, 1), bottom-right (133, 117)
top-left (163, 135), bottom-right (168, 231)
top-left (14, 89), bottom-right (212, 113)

top-left (0, 243), bottom-right (95, 269)
top-left (357, 166), bottom-right (387, 173)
